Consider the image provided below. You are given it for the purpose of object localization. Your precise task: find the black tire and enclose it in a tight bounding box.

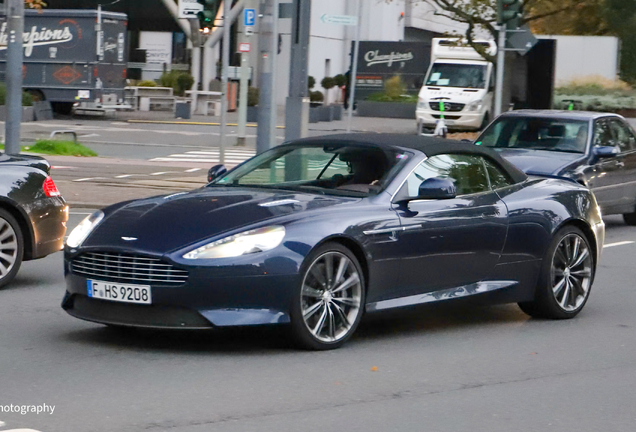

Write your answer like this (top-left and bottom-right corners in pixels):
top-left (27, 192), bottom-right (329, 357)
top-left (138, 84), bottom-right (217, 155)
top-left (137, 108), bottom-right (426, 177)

top-left (0, 208), bottom-right (24, 289)
top-left (518, 225), bottom-right (594, 319)
top-left (623, 212), bottom-right (636, 226)
top-left (290, 242), bottom-right (366, 350)
top-left (51, 102), bottom-right (74, 115)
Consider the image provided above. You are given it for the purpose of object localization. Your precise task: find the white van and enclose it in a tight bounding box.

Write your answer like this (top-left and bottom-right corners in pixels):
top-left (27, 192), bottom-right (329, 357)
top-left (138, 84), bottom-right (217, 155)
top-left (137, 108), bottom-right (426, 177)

top-left (416, 39), bottom-right (497, 132)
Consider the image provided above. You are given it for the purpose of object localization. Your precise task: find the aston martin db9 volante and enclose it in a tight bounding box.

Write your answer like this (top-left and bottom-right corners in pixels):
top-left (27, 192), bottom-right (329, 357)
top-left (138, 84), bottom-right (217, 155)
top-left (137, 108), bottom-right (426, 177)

top-left (476, 110), bottom-right (636, 224)
top-left (62, 134), bottom-right (604, 350)
top-left (0, 153), bottom-right (68, 288)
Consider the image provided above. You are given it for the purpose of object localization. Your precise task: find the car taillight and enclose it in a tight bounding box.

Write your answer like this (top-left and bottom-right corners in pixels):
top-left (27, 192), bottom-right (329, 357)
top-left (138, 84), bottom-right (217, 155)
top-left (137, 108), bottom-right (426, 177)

top-left (43, 176), bottom-right (61, 197)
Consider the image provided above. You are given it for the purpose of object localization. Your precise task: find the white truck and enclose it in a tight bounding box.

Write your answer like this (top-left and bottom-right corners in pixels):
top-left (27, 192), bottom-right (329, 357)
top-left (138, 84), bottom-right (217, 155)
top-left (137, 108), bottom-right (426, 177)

top-left (416, 39), bottom-right (497, 132)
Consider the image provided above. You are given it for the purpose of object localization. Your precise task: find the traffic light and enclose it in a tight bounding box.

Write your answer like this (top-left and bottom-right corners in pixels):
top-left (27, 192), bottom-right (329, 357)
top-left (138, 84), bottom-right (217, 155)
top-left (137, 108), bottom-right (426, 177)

top-left (197, 0), bottom-right (220, 30)
top-left (497, 0), bottom-right (522, 28)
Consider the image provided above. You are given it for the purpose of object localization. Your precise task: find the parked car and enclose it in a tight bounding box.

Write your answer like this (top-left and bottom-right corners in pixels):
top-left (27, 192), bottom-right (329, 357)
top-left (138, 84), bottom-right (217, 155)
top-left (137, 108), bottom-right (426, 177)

top-left (476, 110), bottom-right (636, 224)
top-left (62, 134), bottom-right (604, 350)
top-left (0, 153), bottom-right (68, 288)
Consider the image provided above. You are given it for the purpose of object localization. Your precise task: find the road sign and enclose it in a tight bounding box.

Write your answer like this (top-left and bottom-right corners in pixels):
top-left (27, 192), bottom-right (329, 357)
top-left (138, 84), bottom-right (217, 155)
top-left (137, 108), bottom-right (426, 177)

top-left (178, 0), bottom-right (203, 19)
top-left (244, 8), bottom-right (256, 26)
top-left (507, 25), bottom-right (538, 56)
top-left (238, 42), bottom-right (251, 53)
top-left (320, 14), bottom-right (358, 26)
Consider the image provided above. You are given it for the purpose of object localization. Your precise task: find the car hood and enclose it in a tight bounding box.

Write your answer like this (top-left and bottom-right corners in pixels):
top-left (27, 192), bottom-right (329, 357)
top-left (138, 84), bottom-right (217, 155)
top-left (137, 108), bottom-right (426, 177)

top-left (83, 187), bottom-right (352, 253)
top-left (494, 148), bottom-right (585, 176)
top-left (0, 153), bottom-right (50, 174)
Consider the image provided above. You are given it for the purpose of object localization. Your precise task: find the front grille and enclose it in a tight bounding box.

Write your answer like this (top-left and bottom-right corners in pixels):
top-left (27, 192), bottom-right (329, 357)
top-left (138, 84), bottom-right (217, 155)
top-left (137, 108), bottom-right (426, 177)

top-left (429, 102), bottom-right (465, 112)
top-left (71, 252), bottom-right (188, 285)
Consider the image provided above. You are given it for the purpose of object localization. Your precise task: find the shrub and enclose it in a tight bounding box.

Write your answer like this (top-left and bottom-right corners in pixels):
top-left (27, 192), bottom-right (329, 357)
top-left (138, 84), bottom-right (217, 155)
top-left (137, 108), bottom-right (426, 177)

top-left (175, 73), bottom-right (195, 96)
top-left (309, 90), bottom-right (324, 102)
top-left (321, 77), bottom-right (336, 90)
top-left (334, 74), bottom-right (347, 87)
top-left (247, 87), bottom-right (260, 107)
top-left (556, 76), bottom-right (634, 96)
top-left (308, 76), bottom-right (316, 90)
top-left (159, 70), bottom-right (180, 88)
top-left (0, 83), bottom-right (35, 106)
top-left (137, 80), bottom-right (157, 87)
top-left (384, 75), bottom-right (407, 100)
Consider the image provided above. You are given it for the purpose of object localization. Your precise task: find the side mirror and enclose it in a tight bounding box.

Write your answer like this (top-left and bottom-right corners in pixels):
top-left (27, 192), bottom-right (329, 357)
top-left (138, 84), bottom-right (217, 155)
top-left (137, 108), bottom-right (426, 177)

top-left (208, 164), bottom-right (227, 182)
top-left (416, 177), bottom-right (457, 200)
top-left (592, 145), bottom-right (619, 159)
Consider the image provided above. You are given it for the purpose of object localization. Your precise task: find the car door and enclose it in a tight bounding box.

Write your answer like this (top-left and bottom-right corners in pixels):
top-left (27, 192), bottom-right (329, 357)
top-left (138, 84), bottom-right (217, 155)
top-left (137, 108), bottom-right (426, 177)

top-left (588, 118), bottom-right (625, 213)
top-left (390, 154), bottom-right (508, 299)
top-left (608, 118), bottom-right (636, 212)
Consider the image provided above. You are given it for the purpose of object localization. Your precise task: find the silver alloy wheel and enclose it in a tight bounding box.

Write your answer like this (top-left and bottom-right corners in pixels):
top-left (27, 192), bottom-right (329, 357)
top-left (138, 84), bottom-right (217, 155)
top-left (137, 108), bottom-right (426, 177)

top-left (551, 233), bottom-right (593, 312)
top-left (301, 251), bottom-right (362, 343)
top-left (0, 217), bottom-right (18, 279)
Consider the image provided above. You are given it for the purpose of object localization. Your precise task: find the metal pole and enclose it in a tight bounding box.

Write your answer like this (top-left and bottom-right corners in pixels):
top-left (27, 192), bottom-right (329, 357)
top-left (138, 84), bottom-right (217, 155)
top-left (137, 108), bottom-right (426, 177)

top-left (284, 0), bottom-right (311, 142)
top-left (256, 0), bottom-right (279, 154)
top-left (494, 24), bottom-right (506, 117)
top-left (219, 0), bottom-right (231, 165)
top-left (346, 0), bottom-right (362, 133)
top-left (5, 0), bottom-right (24, 155)
top-left (237, 53), bottom-right (249, 146)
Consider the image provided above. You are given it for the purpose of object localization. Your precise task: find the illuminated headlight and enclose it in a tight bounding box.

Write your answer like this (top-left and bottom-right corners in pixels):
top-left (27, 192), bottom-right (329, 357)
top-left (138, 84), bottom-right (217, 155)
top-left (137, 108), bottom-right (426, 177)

top-left (466, 99), bottom-right (483, 111)
top-left (183, 226), bottom-right (286, 260)
top-left (417, 97), bottom-right (427, 109)
top-left (66, 210), bottom-right (104, 248)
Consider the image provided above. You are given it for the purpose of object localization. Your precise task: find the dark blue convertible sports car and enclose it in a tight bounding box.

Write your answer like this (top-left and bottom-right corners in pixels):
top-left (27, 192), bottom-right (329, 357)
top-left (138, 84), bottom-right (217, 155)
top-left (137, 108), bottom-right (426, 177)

top-left (476, 110), bottom-right (636, 224)
top-left (62, 134), bottom-right (605, 350)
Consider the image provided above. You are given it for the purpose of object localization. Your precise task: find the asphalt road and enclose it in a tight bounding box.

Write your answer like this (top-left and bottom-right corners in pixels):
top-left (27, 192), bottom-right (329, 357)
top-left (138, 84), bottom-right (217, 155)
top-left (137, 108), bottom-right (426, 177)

top-left (1, 213), bottom-right (636, 432)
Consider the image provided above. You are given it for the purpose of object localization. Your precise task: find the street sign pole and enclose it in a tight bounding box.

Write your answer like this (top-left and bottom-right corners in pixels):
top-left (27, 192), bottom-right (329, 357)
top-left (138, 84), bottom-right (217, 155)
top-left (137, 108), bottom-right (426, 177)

top-left (237, 3), bottom-right (256, 146)
top-left (346, 0), bottom-right (363, 133)
top-left (5, 0), bottom-right (24, 155)
top-left (284, 0), bottom-right (311, 142)
top-left (494, 24), bottom-right (506, 118)
top-left (256, 0), bottom-right (279, 154)
top-left (219, 0), bottom-right (231, 165)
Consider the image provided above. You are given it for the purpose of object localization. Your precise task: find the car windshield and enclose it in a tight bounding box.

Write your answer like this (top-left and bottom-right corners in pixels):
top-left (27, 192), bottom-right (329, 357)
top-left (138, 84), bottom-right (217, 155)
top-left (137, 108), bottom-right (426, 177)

top-left (210, 144), bottom-right (409, 197)
top-left (476, 117), bottom-right (590, 154)
top-left (425, 63), bottom-right (487, 89)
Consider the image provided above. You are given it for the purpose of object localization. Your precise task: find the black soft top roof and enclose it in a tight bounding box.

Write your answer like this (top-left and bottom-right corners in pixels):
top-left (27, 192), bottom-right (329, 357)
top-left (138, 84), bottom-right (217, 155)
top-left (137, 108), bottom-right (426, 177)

top-left (290, 133), bottom-right (528, 184)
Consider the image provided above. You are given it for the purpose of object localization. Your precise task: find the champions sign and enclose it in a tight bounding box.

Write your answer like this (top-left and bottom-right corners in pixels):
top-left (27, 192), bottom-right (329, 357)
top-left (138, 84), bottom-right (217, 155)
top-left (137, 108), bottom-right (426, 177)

top-left (0, 22), bottom-right (74, 57)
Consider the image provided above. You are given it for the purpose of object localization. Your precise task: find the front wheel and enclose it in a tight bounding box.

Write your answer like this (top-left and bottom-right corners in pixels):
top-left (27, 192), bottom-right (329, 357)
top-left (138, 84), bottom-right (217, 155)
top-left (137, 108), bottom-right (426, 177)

top-left (0, 209), bottom-right (24, 289)
top-left (519, 226), bottom-right (594, 319)
top-left (290, 243), bottom-right (365, 350)
top-left (623, 211), bottom-right (636, 226)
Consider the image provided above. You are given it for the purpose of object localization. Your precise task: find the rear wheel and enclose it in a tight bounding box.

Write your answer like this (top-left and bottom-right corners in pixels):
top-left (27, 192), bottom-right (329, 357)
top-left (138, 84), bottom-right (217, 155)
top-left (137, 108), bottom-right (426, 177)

top-left (0, 209), bottom-right (24, 289)
top-left (290, 243), bottom-right (365, 350)
top-left (519, 226), bottom-right (594, 319)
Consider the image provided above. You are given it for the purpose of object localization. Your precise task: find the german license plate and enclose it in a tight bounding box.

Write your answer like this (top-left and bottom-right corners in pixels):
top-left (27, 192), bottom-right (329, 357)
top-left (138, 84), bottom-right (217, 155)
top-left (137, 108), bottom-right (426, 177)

top-left (87, 280), bottom-right (152, 305)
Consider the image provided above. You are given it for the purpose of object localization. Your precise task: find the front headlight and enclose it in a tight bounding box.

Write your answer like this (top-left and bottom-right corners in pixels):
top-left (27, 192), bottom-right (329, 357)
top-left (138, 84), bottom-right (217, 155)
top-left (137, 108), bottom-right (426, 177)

top-left (417, 97), bottom-right (427, 109)
top-left (467, 99), bottom-right (483, 111)
top-left (183, 226), bottom-right (286, 260)
top-left (66, 210), bottom-right (104, 248)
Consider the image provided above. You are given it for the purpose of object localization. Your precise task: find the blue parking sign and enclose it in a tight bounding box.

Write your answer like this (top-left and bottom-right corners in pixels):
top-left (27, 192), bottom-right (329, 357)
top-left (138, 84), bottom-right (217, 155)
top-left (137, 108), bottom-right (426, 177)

top-left (244, 8), bottom-right (256, 26)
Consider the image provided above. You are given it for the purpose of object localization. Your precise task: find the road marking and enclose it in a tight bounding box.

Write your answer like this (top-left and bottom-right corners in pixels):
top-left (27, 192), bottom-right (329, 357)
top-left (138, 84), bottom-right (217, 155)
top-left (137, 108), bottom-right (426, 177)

top-left (604, 241), bottom-right (635, 248)
top-left (79, 133), bottom-right (100, 138)
top-left (150, 149), bottom-right (256, 164)
top-left (73, 177), bottom-right (107, 182)
top-left (185, 168), bottom-right (202, 172)
top-left (51, 166), bottom-right (76, 170)
top-left (149, 172), bottom-right (179, 176)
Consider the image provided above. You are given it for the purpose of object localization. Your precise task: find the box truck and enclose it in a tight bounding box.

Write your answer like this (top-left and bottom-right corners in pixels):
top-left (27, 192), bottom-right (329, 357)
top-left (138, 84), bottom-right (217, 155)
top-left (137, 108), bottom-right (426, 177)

top-left (416, 39), bottom-right (497, 132)
top-left (0, 9), bottom-right (127, 114)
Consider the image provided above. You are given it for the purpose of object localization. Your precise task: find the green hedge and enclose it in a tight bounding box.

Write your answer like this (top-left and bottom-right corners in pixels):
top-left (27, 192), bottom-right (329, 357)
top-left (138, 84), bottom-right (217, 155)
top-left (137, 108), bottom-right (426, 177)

top-left (554, 94), bottom-right (636, 112)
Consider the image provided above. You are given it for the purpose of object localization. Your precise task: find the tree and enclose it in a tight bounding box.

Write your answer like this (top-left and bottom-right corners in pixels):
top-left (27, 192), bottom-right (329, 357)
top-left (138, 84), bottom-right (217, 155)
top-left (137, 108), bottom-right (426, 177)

top-left (401, 0), bottom-right (603, 62)
top-left (604, 0), bottom-right (636, 83)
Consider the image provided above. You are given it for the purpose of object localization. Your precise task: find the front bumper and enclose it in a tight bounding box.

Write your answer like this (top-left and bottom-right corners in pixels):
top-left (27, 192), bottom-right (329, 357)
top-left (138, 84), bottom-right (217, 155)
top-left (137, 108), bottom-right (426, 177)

top-left (416, 108), bottom-right (484, 131)
top-left (62, 263), bottom-right (299, 329)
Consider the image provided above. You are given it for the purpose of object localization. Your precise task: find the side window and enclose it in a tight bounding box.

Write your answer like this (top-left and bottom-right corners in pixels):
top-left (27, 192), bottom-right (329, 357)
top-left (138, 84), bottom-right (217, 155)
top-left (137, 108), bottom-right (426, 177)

top-left (593, 119), bottom-right (615, 148)
top-left (484, 158), bottom-right (513, 189)
top-left (609, 119), bottom-right (636, 152)
top-left (402, 154), bottom-right (490, 198)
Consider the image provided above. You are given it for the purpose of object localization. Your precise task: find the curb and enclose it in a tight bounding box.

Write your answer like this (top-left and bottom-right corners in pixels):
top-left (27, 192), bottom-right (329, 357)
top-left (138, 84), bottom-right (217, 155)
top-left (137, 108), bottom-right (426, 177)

top-left (128, 119), bottom-right (286, 129)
